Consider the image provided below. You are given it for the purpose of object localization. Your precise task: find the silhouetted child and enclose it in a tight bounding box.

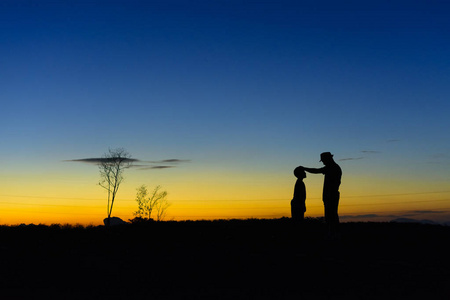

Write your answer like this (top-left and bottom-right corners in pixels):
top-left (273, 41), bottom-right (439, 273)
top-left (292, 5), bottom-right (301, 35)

top-left (291, 167), bottom-right (306, 223)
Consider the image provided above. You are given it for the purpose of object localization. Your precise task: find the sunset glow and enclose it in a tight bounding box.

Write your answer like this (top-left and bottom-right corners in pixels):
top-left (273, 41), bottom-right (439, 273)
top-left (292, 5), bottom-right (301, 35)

top-left (1, 1), bottom-right (449, 225)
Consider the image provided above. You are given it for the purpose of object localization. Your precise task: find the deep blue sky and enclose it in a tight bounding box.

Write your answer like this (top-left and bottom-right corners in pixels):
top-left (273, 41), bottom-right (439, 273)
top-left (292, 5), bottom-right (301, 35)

top-left (1, 0), bottom-right (450, 223)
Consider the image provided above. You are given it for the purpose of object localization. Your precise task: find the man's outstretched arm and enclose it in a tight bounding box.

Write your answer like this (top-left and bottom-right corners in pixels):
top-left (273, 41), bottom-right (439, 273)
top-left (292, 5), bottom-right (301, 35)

top-left (300, 166), bottom-right (324, 174)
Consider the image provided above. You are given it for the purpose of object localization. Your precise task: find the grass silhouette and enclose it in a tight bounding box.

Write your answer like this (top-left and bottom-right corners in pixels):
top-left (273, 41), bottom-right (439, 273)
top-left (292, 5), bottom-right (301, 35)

top-left (0, 218), bottom-right (449, 299)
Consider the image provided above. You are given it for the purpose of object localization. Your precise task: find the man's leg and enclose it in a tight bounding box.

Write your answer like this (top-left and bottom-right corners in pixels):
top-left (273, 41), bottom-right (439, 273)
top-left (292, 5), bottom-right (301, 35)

top-left (324, 194), bottom-right (340, 237)
top-left (328, 194), bottom-right (340, 236)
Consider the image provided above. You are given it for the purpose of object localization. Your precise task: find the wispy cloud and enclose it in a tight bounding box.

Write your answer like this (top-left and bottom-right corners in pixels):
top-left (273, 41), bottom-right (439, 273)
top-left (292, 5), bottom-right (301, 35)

top-left (430, 153), bottom-right (449, 159)
top-left (147, 159), bottom-right (191, 164)
top-left (387, 139), bottom-right (400, 143)
top-left (65, 157), bottom-right (190, 170)
top-left (339, 157), bottom-right (364, 161)
top-left (339, 150), bottom-right (382, 162)
top-left (137, 166), bottom-right (176, 170)
top-left (426, 153), bottom-right (450, 164)
top-left (65, 158), bottom-right (139, 164)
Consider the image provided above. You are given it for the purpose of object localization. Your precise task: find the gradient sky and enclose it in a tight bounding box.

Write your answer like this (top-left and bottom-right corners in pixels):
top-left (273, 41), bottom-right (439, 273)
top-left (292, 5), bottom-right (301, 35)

top-left (1, 0), bottom-right (449, 225)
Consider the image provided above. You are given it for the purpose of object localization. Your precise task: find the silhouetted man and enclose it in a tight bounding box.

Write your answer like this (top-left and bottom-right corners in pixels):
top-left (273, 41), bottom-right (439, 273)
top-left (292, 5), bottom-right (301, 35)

top-left (300, 152), bottom-right (342, 238)
top-left (291, 167), bottom-right (306, 223)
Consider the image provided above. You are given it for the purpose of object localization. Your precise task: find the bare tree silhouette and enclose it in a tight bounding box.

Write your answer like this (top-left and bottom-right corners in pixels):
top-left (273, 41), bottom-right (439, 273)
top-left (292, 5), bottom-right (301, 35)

top-left (98, 148), bottom-right (133, 225)
top-left (133, 185), bottom-right (170, 221)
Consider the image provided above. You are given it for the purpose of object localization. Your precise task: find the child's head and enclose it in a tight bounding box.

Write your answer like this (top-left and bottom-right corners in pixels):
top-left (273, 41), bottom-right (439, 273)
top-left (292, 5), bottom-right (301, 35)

top-left (294, 167), bottom-right (306, 179)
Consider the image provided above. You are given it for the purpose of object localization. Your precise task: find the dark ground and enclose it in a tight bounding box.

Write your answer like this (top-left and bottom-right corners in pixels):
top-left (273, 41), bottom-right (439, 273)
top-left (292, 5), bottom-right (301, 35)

top-left (0, 218), bottom-right (449, 299)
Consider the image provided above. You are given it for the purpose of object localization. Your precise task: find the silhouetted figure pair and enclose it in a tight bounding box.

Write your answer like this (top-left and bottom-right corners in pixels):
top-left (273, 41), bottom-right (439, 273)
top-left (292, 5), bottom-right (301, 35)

top-left (297, 152), bottom-right (342, 238)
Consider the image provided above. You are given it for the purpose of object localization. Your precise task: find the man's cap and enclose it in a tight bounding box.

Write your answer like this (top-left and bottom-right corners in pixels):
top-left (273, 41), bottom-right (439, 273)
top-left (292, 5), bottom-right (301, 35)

top-left (320, 152), bottom-right (333, 162)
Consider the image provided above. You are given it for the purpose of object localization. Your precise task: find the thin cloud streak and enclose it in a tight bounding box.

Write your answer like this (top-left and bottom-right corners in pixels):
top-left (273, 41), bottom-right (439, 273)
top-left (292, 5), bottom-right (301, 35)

top-left (146, 159), bottom-right (191, 164)
top-left (137, 166), bottom-right (175, 170)
top-left (65, 157), bottom-right (190, 170)
top-left (339, 157), bottom-right (364, 161)
top-left (339, 150), bottom-right (380, 161)
top-left (65, 158), bottom-right (139, 164)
